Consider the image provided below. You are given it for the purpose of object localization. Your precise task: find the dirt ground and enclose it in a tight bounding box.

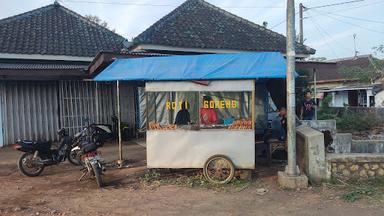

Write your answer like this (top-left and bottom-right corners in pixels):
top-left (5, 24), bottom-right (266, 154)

top-left (0, 141), bottom-right (383, 216)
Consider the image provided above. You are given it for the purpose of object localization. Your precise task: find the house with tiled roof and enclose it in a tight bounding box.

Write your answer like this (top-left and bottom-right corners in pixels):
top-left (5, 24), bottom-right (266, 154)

top-left (0, 2), bottom-right (134, 146)
top-left (296, 55), bottom-right (384, 107)
top-left (131, 0), bottom-right (315, 57)
top-left (0, 1), bottom-right (126, 80)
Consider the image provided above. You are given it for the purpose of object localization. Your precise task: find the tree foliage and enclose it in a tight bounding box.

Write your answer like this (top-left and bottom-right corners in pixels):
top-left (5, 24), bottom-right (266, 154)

top-left (339, 58), bottom-right (384, 83)
top-left (373, 44), bottom-right (384, 54)
top-left (339, 44), bottom-right (384, 83)
top-left (84, 15), bottom-right (115, 32)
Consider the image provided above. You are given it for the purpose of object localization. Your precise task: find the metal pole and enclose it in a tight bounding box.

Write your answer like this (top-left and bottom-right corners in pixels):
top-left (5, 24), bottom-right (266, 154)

top-left (251, 81), bottom-right (255, 130)
top-left (299, 3), bottom-right (304, 44)
top-left (286, 0), bottom-right (297, 176)
top-left (95, 82), bottom-right (99, 123)
top-left (314, 69), bottom-right (317, 120)
top-left (116, 80), bottom-right (123, 163)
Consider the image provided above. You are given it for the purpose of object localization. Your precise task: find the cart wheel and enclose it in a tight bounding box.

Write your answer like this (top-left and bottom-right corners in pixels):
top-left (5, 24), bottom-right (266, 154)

top-left (203, 155), bottom-right (235, 184)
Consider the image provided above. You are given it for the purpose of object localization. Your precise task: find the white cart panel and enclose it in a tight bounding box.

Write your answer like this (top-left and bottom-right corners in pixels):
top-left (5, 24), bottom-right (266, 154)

top-left (147, 129), bottom-right (255, 169)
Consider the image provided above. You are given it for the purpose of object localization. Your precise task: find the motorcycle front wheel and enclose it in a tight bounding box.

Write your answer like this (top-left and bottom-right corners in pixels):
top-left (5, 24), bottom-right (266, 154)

top-left (67, 148), bottom-right (81, 166)
top-left (18, 152), bottom-right (45, 177)
top-left (91, 162), bottom-right (103, 188)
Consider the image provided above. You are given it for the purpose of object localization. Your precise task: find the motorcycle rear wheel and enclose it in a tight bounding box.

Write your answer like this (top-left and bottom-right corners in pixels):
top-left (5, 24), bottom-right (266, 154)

top-left (67, 149), bottom-right (81, 166)
top-left (18, 152), bottom-right (45, 177)
top-left (91, 162), bottom-right (103, 188)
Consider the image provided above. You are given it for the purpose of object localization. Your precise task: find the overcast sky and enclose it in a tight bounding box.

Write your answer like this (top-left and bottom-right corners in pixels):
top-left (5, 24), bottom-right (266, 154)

top-left (1, 0), bottom-right (383, 59)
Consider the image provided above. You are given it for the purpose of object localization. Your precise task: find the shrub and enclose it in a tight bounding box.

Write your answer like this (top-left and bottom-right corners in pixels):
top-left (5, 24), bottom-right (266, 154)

top-left (336, 112), bottom-right (379, 133)
top-left (317, 94), bottom-right (381, 133)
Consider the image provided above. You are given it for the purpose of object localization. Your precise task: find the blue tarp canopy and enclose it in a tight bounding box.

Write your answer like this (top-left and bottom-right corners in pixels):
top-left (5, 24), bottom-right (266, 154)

top-left (94, 52), bottom-right (287, 81)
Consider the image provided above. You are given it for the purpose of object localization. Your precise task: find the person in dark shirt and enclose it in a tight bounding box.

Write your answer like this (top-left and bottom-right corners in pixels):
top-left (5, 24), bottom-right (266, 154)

top-left (278, 107), bottom-right (287, 141)
top-left (300, 90), bottom-right (316, 120)
top-left (175, 102), bottom-right (190, 125)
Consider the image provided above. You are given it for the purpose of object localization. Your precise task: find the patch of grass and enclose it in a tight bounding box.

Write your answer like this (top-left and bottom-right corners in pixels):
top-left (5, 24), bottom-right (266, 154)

top-left (327, 178), bottom-right (384, 203)
top-left (139, 170), bottom-right (251, 190)
top-left (341, 186), bottom-right (376, 202)
top-left (141, 170), bottom-right (161, 183)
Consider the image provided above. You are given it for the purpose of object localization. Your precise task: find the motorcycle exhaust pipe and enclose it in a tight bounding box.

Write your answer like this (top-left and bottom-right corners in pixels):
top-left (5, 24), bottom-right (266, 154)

top-left (34, 160), bottom-right (45, 165)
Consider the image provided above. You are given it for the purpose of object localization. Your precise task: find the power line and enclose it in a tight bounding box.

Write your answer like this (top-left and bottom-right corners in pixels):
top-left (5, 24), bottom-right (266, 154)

top-left (298, 0), bottom-right (384, 23)
top-left (63, 0), bottom-right (286, 8)
top-left (270, 11), bottom-right (302, 30)
top-left (307, 15), bottom-right (339, 57)
top-left (63, 0), bottom-right (177, 7)
top-left (312, 9), bottom-right (384, 34)
top-left (307, 11), bottom-right (353, 54)
top-left (270, 19), bottom-right (286, 30)
top-left (306, 0), bottom-right (364, 10)
top-left (315, 9), bottom-right (384, 24)
top-left (317, 0), bottom-right (384, 14)
top-left (270, 0), bottom-right (367, 30)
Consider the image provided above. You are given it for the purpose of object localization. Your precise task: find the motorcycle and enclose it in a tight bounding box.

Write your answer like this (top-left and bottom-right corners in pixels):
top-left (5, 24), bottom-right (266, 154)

top-left (66, 127), bottom-right (90, 166)
top-left (68, 123), bottom-right (106, 166)
top-left (90, 115), bottom-right (131, 143)
top-left (68, 115), bottom-right (126, 166)
top-left (14, 128), bottom-right (72, 177)
top-left (77, 140), bottom-right (105, 188)
top-left (90, 122), bottom-right (113, 142)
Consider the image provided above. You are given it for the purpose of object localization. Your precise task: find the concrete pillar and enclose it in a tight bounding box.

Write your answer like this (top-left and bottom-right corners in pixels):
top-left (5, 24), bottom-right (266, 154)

top-left (277, 0), bottom-right (308, 189)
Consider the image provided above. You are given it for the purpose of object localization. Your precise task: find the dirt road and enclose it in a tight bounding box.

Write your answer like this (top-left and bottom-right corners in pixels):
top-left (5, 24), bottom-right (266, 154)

top-left (0, 142), bottom-right (383, 216)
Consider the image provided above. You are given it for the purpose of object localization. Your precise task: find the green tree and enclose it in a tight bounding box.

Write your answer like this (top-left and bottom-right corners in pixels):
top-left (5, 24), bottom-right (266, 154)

top-left (373, 44), bottom-right (384, 54)
top-left (340, 45), bottom-right (384, 83)
top-left (339, 58), bottom-right (384, 83)
top-left (84, 15), bottom-right (115, 32)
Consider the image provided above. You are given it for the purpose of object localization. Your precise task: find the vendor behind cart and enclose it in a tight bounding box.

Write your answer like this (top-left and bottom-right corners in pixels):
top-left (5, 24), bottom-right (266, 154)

top-left (200, 96), bottom-right (218, 126)
top-left (175, 101), bottom-right (191, 125)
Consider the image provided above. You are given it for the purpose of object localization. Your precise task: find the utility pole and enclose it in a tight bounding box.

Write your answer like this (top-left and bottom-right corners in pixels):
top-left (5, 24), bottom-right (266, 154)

top-left (299, 3), bottom-right (305, 44)
top-left (286, 0), bottom-right (297, 176)
top-left (298, 1), bottom-right (361, 44)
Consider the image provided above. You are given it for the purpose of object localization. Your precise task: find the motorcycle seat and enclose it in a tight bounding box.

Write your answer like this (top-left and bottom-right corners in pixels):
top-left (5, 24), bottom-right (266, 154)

top-left (79, 141), bottom-right (98, 153)
top-left (21, 140), bottom-right (52, 150)
top-left (20, 140), bottom-right (51, 145)
top-left (21, 140), bottom-right (34, 145)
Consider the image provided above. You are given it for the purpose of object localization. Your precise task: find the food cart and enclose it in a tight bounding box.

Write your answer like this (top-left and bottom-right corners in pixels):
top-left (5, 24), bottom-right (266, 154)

top-left (94, 52), bottom-right (287, 184)
top-left (146, 80), bottom-right (255, 183)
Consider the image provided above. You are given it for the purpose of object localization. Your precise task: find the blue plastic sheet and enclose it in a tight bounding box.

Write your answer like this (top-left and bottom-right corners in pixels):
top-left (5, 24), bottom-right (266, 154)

top-left (94, 52), bottom-right (287, 81)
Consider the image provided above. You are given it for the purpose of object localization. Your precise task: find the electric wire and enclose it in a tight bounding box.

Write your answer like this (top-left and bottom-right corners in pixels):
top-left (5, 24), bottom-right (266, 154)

top-left (62, 0), bottom-right (286, 8)
top-left (307, 14), bottom-right (339, 57)
top-left (312, 9), bottom-right (384, 34)
top-left (314, 9), bottom-right (384, 25)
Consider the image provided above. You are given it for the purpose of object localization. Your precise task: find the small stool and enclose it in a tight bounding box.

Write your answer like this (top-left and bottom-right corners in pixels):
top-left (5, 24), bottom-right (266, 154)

top-left (267, 139), bottom-right (287, 164)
